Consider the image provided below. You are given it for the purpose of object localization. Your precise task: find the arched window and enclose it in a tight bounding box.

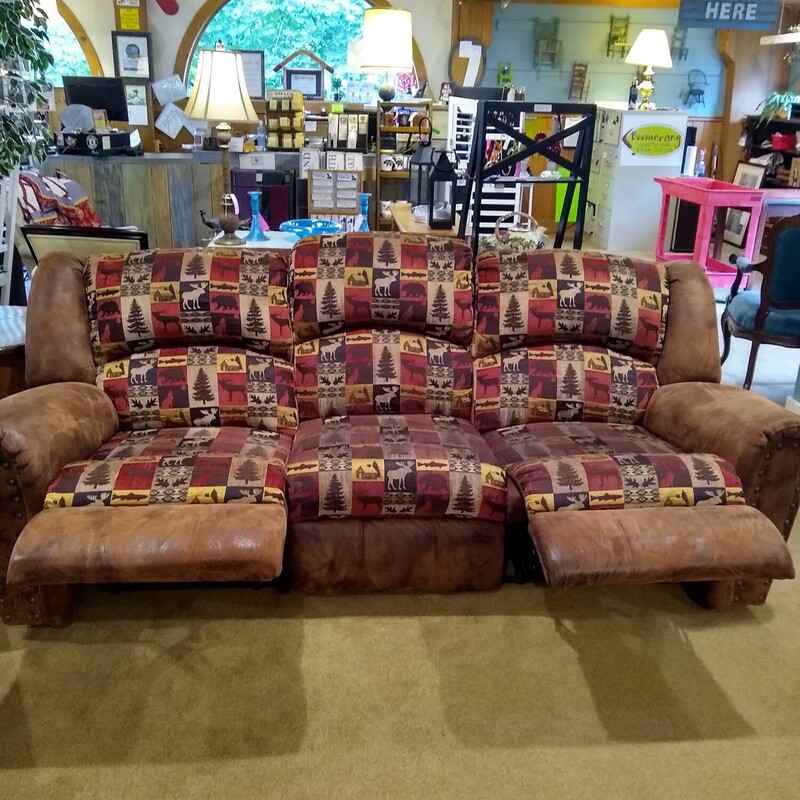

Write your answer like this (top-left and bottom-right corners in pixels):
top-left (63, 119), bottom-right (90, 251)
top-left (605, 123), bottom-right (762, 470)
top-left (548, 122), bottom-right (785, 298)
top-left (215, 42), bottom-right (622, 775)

top-left (39, 0), bottom-right (93, 87)
top-left (190, 0), bottom-right (394, 102)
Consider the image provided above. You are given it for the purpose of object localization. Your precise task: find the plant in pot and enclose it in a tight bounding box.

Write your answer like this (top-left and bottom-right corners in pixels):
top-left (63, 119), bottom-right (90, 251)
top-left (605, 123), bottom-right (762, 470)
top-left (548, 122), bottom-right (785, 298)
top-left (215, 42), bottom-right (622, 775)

top-left (0, 0), bottom-right (54, 178)
top-left (331, 74), bottom-right (343, 102)
top-left (757, 91), bottom-right (800, 125)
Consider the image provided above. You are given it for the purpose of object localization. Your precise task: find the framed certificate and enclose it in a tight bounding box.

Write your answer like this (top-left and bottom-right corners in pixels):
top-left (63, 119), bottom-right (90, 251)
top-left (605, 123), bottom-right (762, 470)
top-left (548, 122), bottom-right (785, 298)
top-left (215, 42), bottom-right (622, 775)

top-left (111, 31), bottom-right (153, 81)
top-left (234, 50), bottom-right (265, 99)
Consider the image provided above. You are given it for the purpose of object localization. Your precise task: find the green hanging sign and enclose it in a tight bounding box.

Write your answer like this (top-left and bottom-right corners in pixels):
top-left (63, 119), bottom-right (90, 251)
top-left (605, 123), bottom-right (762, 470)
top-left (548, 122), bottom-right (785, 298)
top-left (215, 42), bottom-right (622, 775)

top-left (621, 124), bottom-right (684, 157)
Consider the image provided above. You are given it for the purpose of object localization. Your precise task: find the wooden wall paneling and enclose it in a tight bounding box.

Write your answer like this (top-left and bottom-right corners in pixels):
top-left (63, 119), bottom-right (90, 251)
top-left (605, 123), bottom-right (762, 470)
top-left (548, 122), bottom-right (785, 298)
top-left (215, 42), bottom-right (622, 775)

top-left (191, 160), bottom-right (213, 247)
top-left (687, 116), bottom-right (724, 176)
top-left (452, 0), bottom-right (494, 48)
top-left (150, 163), bottom-right (173, 248)
top-left (167, 162), bottom-right (197, 247)
top-left (122, 164), bottom-right (156, 244)
top-left (60, 161), bottom-right (94, 205)
top-left (92, 161), bottom-right (125, 227)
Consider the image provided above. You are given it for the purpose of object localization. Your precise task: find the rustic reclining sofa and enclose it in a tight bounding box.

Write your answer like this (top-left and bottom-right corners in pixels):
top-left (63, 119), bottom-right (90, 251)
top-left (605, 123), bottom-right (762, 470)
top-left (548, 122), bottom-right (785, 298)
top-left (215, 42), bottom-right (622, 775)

top-left (0, 233), bottom-right (796, 625)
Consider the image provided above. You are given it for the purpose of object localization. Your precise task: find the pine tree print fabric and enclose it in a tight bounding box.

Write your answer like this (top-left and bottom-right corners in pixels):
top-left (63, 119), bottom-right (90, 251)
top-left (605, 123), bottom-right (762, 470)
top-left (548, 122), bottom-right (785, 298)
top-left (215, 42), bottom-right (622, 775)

top-left (291, 232), bottom-right (474, 346)
top-left (44, 427), bottom-right (293, 509)
top-left (507, 452), bottom-right (745, 515)
top-left (85, 249), bottom-right (293, 365)
top-left (473, 249), bottom-right (668, 362)
top-left (97, 346), bottom-right (297, 433)
top-left (473, 343), bottom-right (658, 432)
top-left (294, 329), bottom-right (473, 421)
top-left (286, 415), bottom-right (507, 522)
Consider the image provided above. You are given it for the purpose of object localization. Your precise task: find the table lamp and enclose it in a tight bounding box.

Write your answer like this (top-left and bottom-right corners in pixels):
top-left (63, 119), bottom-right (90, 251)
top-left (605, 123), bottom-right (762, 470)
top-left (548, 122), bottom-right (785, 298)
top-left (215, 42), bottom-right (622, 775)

top-left (185, 48), bottom-right (259, 244)
top-left (360, 8), bottom-right (413, 101)
top-left (624, 29), bottom-right (673, 110)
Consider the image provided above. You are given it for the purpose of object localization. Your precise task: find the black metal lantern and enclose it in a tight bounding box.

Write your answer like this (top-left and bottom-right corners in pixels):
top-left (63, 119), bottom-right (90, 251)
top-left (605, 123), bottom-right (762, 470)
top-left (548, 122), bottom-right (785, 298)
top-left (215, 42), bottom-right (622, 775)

top-left (428, 151), bottom-right (457, 229)
top-left (408, 115), bottom-right (433, 209)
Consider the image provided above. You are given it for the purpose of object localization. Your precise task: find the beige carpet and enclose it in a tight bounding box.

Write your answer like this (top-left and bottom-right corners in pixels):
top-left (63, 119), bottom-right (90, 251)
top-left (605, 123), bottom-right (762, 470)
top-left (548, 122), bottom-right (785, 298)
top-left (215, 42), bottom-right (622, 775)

top-left (2, 531), bottom-right (800, 799)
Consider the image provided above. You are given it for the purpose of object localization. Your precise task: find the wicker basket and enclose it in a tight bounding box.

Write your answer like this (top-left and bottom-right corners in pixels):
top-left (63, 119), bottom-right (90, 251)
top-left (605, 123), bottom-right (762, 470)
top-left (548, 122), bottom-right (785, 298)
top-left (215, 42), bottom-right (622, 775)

top-left (477, 212), bottom-right (549, 254)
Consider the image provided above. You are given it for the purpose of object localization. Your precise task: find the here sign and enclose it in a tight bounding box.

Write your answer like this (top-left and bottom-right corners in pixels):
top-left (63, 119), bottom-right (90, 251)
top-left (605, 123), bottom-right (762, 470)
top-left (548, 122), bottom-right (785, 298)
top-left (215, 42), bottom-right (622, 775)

top-left (677, 0), bottom-right (779, 29)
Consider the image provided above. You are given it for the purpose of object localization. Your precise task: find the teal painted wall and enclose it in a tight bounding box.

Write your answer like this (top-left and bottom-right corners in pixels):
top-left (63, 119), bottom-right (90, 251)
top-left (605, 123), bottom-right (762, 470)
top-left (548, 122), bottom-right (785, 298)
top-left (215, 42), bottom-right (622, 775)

top-left (486, 4), bottom-right (725, 116)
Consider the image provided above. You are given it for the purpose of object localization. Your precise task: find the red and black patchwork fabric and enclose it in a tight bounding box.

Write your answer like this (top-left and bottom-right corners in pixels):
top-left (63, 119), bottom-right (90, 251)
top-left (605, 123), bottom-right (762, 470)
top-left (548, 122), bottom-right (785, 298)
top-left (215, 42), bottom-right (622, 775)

top-left (507, 452), bottom-right (746, 514)
top-left (287, 414), bottom-right (506, 521)
top-left (472, 344), bottom-right (658, 432)
top-left (86, 248), bottom-right (292, 366)
top-left (97, 346), bottom-right (297, 433)
top-left (482, 421), bottom-right (681, 466)
top-left (291, 232), bottom-right (474, 346)
top-left (44, 427), bottom-right (293, 509)
top-left (294, 329), bottom-right (473, 421)
top-left (472, 249), bottom-right (668, 363)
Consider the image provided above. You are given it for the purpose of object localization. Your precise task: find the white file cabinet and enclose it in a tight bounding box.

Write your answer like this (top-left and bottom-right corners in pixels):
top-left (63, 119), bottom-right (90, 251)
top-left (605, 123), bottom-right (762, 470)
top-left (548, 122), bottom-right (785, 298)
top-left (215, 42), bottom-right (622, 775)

top-left (588, 104), bottom-right (688, 253)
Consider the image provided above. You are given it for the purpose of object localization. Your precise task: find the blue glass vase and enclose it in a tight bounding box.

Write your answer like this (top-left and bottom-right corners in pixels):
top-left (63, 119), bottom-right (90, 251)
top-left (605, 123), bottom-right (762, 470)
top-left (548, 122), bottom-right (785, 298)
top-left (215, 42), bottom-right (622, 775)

top-left (245, 190), bottom-right (268, 242)
top-left (358, 193), bottom-right (370, 232)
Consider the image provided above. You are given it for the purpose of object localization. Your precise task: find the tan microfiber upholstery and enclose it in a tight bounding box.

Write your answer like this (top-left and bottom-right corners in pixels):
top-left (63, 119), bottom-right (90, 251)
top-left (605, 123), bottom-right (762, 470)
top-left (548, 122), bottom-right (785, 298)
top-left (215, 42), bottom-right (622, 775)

top-left (25, 252), bottom-right (96, 387)
top-left (527, 506), bottom-right (794, 591)
top-left (656, 261), bottom-right (721, 385)
top-left (7, 504), bottom-right (286, 585)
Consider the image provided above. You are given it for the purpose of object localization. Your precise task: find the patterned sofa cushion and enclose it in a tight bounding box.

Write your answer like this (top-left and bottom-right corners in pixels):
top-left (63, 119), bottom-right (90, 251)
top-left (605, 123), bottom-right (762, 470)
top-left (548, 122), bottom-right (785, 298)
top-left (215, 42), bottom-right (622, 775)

top-left (472, 249), bottom-right (668, 362)
top-left (287, 414), bottom-right (506, 521)
top-left (45, 427), bottom-right (293, 509)
top-left (86, 248), bottom-right (292, 365)
top-left (97, 345), bottom-right (297, 433)
top-left (291, 232), bottom-right (474, 345)
top-left (473, 344), bottom-right (658, 432)
top-left (507, 452), bottom-right (745, 514)
top-left (482, 421), bottom-right (681, 466)
top-left (294, 329), bottom-right (473, 421)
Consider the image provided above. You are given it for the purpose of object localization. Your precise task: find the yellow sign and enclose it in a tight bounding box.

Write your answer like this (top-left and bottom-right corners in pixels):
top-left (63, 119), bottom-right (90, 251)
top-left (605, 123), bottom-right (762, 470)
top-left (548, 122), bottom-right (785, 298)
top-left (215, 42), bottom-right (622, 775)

top-left (119, 7), bottom-right (140, 30)
top-left (621, 124), bottom-right (683, 157)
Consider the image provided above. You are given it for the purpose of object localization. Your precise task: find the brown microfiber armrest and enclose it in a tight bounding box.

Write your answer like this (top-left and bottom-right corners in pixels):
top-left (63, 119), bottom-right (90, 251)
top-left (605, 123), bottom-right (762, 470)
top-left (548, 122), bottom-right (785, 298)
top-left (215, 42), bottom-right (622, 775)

top-left (0, 383), bottom-right (118, 520)
top-left (643, 382), bottom-right (800, 538)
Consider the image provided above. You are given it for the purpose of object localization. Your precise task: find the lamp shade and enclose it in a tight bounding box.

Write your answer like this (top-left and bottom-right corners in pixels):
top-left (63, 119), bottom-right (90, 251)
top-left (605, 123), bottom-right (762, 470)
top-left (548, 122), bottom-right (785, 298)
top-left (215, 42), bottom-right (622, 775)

top-left (360, 8), bottom-right (413, 71)
top-left (624, 29), bottom-right (673, 69)
top-left (184, 49), bottom-right (258, 122)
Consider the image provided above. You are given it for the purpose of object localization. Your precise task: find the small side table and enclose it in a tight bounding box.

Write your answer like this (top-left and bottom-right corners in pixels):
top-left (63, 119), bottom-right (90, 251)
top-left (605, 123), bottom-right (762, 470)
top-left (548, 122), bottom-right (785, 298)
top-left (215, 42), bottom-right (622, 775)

top-left (389, 202), bottom-right (468, 238)
top-left (654, 177), bottom-right (765, 288)
top-left (0, 306), bottom-right (26, 399)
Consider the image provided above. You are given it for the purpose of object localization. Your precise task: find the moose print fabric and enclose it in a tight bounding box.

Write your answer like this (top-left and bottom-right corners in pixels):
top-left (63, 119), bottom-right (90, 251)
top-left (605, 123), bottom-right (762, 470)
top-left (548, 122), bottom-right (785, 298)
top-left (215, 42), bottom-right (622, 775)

top-left (44, 427), bottom-right (293, 509)
top-left (472, 249), bottom-right (668, 362)
top-left (472, 344), bottom-right (658, 432)
top-left (286, 415), bottom-right (507, 522)
top-left (97, 346), bottom-right (298, 433)
top-left (294, 330), bottom-right (473, 421)
top-left (85, 248), bottom-right (293, 366)
top-left (291, 232), bottom-right (474, 346)
top-left (506, 452), bottom-right (745, 515)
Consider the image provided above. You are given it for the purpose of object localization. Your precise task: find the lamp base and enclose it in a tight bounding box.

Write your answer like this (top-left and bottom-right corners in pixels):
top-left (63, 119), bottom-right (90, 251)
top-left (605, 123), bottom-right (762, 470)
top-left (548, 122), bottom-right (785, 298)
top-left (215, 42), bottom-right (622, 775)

top-left (378, 83), bottom-right (396, 102)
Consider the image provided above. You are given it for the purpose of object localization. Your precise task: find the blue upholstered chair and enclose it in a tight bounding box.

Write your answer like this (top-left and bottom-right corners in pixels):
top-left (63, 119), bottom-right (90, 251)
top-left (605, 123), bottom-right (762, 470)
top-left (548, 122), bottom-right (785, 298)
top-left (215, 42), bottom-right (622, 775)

top-left (721, 214), bottom-right (800, 389)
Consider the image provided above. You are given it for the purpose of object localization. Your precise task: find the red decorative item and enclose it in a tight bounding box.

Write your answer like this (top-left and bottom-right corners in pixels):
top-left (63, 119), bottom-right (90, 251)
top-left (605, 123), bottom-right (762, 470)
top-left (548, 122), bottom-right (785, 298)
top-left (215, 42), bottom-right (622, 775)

top-left (155, 0), bottom-right (180, 14)
top-left (771, 133), bottom-right (796, 151)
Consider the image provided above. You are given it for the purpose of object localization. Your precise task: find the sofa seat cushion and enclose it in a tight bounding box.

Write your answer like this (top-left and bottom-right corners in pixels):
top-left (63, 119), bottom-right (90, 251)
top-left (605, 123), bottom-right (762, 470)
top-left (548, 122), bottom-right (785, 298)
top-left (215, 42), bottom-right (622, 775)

top-left (483, 421), bottom-right (681, 466)
top-left (726, 290), bottom-right (800, 338)
top-left (98, 346), bottom-right (297, 432)
top-left (287, 414), bottom-right (507, 522)
top-left (44, 427), bottom-right (293, 509)
top-left (507, 451), bottom-right (745, 514)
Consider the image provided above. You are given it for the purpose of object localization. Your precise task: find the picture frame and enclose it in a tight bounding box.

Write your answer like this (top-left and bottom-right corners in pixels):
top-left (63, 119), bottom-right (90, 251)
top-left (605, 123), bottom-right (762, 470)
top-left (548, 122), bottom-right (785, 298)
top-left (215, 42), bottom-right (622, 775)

top-left (284, 68), bottom-right (323, 100)
top-left (724, 161), bottom-right (767, 247)
top-left (124, 80), bottom-right (149, 126)
top-left (111, 31), bottom-right (153, 81)
top-left (234, 49), bottom-right (265, 99)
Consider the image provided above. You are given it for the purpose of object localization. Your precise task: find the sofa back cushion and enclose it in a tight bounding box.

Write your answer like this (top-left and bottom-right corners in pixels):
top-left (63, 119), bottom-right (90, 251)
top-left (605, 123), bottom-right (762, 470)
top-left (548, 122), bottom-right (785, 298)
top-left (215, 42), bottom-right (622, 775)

top-left (473, 344), bottom-right (657, 432)
top-left (97, 345), bottom-right (297, 434)
top-left (294, 329), bottom-right (473, 421)
top-left (472, 250), bottom-right (668, 364)
top-left (291, 232), bottom-right (474, 346)
top-left (86, 248), bottom-right (292, 366)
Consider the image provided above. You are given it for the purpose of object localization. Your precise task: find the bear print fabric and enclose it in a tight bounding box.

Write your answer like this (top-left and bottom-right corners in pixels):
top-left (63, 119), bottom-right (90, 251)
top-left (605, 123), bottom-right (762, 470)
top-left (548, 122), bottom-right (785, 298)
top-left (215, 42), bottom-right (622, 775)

top-left (286, 414), bottom-right (506, 522)
top-left (506, 452), bottom-right (745, 515)
top-left (97, 346), bottom-right (297, 433)
top-left (291, 232), bottom-right (474, 346)
top-left (482, 422), bottom-right (681, 467)
top-left (294, 329), bottom-right (473, 421)
top-left (472, 343), bottom-right (658, 432)
top-left (44, 427), bottom-right (293, 509)
top-left (472, 249), bottom-right (668, 363)
top-left (86, 248), bottom-right (292, 366)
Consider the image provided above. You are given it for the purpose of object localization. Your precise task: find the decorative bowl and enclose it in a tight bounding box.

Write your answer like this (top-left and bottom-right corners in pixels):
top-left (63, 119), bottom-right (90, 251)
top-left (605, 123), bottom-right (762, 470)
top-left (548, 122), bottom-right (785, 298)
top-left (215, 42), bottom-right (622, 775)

top-left (278, 219), bottom-right (343, 239)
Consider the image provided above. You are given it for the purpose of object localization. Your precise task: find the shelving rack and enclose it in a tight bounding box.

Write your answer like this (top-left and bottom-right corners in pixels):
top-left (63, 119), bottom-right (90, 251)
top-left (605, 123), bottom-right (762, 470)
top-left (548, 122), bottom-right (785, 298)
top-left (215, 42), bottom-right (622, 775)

top-left (376, 98), bottom-right (433, 229)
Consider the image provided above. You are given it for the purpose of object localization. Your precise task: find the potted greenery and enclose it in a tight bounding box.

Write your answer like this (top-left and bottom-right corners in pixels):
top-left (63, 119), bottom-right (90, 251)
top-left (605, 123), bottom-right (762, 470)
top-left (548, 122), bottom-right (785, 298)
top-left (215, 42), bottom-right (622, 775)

top-left (757, 90), bottom-right (800, 125)
top-left (0, 0), bottom-right (53, 178)
top-left (331, 74), bottom-right (343, 102)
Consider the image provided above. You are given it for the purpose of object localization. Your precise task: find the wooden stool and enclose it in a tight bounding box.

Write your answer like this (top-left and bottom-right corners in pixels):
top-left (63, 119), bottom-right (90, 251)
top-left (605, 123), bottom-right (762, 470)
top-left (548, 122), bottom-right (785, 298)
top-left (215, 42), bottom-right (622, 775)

top-left (0, 306), bottom-right (26, 399)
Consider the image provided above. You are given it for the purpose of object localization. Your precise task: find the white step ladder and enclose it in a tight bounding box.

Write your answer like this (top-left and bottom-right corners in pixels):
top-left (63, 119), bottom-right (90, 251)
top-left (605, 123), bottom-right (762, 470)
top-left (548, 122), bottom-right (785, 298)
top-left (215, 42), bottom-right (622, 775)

top-left (0, 165), bottom-right (21, 305)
